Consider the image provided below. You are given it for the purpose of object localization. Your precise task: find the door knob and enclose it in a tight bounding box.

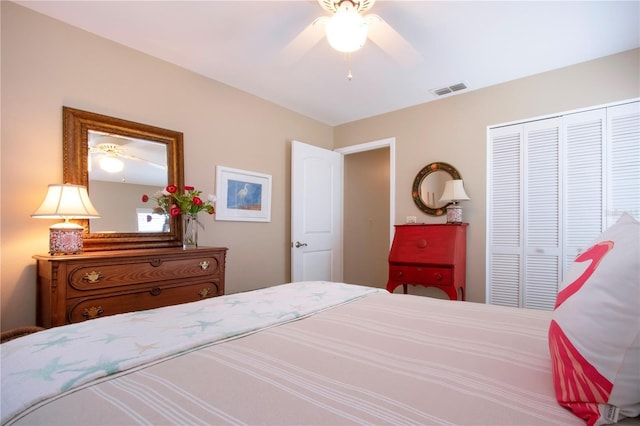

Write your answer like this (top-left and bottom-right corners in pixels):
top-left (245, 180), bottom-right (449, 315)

top-left (294, 241), bottom-right (308, 248)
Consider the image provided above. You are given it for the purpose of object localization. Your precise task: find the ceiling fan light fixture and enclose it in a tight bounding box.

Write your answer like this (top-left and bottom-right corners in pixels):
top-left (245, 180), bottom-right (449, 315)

top-left (326, 1), bottom-right (368, 53)
top-left (99, 153), bottom-right (124, 173)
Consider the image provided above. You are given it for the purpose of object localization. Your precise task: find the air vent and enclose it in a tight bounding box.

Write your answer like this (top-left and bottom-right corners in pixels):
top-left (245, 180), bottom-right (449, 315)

top-left (431, 81), bottom-right (469, 97)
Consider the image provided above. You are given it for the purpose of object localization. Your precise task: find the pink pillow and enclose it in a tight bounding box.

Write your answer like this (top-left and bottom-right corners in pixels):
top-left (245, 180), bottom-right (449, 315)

top-left (549, 213), bottom-right (640, 425)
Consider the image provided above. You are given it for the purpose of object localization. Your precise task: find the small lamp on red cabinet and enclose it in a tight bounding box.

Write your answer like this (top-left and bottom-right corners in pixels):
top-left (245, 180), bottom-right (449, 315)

top-left (31, 184), bottom-right (100, 254)
top-left (439, 179), bottom-right (470, 223)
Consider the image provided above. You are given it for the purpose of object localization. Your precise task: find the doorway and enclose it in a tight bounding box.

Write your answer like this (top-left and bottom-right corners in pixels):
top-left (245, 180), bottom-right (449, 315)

top-left (337, 138), bottom-right (395, 288)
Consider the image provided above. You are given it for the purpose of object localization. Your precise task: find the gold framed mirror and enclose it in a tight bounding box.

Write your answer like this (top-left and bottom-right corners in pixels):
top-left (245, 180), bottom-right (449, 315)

top-left (412, 162), bottom-right (462, 216)
top-left (63, 107), bottom-right (184, 251)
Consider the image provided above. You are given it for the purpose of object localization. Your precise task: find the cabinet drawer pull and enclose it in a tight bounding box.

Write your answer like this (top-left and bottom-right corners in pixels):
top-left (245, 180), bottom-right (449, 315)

top-left (199, 261), bottom-right (210, 270)
top-left (150, 287), bottom-right (162, 296)
top-left (198, 288), bottom-right (211, 298)
top-left (82, 306), bottom-right (104, 319)
top-left (150, 259), bottom-right (162, 267)
top-left (82, 271), bottom-right (103, 283)
top-left (434, 273), bottom-right (443, 281)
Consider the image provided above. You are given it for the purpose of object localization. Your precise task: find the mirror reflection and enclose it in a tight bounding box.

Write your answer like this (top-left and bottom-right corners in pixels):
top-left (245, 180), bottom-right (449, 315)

top-left (412, 162), bottom-right (462, 216)
top-left (419, 170), bottom-right (451, 209)
top-left (88, 130), bottom-right (169, 233)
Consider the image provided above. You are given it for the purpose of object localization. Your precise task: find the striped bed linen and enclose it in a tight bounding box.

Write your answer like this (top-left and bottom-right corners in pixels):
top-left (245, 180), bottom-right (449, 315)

top-left (3, 284), bottom-right (590, 425)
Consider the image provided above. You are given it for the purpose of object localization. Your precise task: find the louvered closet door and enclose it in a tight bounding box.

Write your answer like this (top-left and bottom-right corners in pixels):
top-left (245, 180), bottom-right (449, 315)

top-left (523, 118), bottom-right (561, 310)
top-left (607, 102), bottom-right (640, 226)
top-left (488, 118), bottom-right (562, 309)
top-left (488, 125), bottom-right (523, 307)
top-left (488, 101), bottom-right (639, 310)
top-left (563, 109), bottom-right (605, 274)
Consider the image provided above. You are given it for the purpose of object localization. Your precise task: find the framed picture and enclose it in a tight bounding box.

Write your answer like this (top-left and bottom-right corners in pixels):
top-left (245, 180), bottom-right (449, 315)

top-left (215, 166), bottom-right (272, 222)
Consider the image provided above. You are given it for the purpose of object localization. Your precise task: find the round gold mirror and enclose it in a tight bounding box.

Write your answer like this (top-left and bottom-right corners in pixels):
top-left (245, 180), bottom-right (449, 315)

top-left (412, 162), bottom-right (462, 216)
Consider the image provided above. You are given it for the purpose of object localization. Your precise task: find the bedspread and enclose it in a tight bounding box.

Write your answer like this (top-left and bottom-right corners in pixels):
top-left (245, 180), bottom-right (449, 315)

top-left (5, 281), bottom-right (618, 425)
top-left (1, 281), bottom-right (383, 425)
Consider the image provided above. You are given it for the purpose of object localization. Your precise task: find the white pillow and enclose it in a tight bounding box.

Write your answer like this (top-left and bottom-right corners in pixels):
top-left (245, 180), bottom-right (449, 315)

top-left (549, 213), bottom-right (640, 425)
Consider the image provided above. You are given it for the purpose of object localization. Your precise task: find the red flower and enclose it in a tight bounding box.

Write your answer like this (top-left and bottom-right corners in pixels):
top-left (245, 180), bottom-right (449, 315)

top-left (142, 184), bottom-right (216, 218)
top-left (169, 206), bottom-right (181, 217)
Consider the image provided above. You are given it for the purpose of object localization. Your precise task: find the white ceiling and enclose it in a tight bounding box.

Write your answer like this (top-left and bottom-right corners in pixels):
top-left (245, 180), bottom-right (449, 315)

top-left (15, 0), bottom-right (640, 126)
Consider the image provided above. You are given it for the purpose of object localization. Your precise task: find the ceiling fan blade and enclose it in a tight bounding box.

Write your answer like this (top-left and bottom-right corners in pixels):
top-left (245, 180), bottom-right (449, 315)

top-left (278, 17), bottom-right (328, 66)
top-left (119, 153), bottom-right (167, 170)
top-left (366, 15), bottom-right (423, 67)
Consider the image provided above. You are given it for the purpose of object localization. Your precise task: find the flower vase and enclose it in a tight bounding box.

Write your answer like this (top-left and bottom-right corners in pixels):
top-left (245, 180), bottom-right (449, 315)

top-left (162, 214), bottom-right (171, 233)
top-left (182, 214), bottom-right (199, 249)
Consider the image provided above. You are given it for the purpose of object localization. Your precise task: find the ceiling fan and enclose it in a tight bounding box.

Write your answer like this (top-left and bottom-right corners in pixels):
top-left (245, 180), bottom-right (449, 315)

top-left (281, 0), bottom-right (422, 71)
top-left (89, 135), bottom-right (166, 174)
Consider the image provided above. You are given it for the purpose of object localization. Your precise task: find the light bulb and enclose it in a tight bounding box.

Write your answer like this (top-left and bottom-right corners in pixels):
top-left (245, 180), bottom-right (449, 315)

top-left (326, 1), bottom-right (368, 53)
top-left (99, 154), bottom-right (124, 173)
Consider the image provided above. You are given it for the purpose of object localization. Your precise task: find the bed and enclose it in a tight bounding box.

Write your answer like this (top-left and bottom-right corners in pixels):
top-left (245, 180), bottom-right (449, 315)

top-left (2, 280), bottom-right (622, 426)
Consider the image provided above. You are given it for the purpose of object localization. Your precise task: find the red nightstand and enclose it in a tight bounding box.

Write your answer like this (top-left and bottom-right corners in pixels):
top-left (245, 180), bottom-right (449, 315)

top-left (387, 223), bottom-right (468, 300)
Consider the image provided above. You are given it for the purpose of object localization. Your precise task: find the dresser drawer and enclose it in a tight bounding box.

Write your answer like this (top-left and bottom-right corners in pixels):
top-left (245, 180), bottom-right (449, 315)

top-left (389, 225), bottom-right (461, 265)
top-left (67, 254), bottom-right (222, 293)
top-left (35, 247), bottom-right (228, 328)
top-left (389, 265), bottom-right (453, 286)
top-left (66, 280), bottom-right (221, 323)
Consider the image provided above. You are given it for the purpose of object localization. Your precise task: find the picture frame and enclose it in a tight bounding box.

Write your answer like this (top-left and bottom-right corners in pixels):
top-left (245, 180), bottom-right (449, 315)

top-left (215, 166), bottom-right (272, 222)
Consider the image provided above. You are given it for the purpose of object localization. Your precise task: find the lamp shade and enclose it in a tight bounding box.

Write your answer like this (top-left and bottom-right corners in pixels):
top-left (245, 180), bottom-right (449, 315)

top-left (326, 1), bottom-right (368, 53)
top-left (439, 180), bottom-right (470, 202)
top-left (32, 184), bottom-right (100, 219)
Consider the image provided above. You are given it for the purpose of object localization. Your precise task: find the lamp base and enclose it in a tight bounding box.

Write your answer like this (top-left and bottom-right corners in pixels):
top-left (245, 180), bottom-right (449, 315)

top-left (49, 223), bottom-right (84, 255)
top-left (446, 204), bottom-right (463, 224)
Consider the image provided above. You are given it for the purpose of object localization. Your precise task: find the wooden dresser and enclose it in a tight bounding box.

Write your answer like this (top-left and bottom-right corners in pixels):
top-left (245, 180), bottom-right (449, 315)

top-left (387, 224), bottom-right (468, 300)
top-left (33, 246), bottom-right (227, 328)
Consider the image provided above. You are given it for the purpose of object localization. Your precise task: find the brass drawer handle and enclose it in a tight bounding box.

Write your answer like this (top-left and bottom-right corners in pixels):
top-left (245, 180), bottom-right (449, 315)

top-left (198, 288), bottom-right (211, 298)
top-left (150, 287), bottom-right (162, 296)
top-left (82, 306), bottom-right (104, 319)
top-left (199, 261), bottom-right (210, 270)
top-left (82, 271), bottom-right (103, 283)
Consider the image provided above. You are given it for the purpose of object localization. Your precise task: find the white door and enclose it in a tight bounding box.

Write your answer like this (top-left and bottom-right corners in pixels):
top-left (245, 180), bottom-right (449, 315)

top-left (291, 140), bottom-right (343, 282)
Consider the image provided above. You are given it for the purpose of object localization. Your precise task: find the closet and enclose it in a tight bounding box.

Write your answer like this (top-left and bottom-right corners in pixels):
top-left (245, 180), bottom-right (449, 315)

top-left (487, 100), bottom-right (639, 310)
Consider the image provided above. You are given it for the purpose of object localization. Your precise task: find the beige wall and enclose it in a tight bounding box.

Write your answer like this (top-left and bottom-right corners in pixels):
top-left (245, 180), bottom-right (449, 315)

top-left (2, 2), bottom-right (639, 330)
top-left (0, 2), bottom-right (332, 330)
top-left (335, 48), bottom-right (640, 303)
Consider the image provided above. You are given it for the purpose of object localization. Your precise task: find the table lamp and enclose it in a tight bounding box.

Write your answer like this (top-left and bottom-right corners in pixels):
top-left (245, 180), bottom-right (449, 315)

top-left (439, 179), bottom-right (470, 223)
top-left (31, 184), bottom-right (100, 254)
